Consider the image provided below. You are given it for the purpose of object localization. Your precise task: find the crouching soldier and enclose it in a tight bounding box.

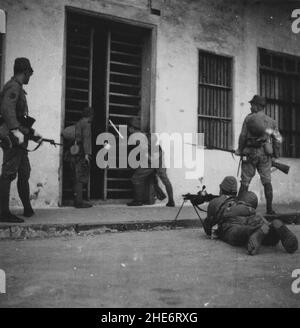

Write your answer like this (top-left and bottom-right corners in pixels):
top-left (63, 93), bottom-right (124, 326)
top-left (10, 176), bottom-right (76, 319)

top-left (203, 176), bottom-right (298, 255)
top-left (127, 116), bottom-right (175, 207)
top-left (63, 107), bottom-right (93, 208)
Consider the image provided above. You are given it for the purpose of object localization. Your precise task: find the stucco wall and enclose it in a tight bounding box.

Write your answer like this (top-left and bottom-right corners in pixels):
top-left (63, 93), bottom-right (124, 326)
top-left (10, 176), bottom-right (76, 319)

top-left (0, 0), bottom-right (299, 207)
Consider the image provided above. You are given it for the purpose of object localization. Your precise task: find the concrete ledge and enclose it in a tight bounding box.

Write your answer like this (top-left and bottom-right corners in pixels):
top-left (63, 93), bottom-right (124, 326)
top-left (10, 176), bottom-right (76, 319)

top-left (1, 211), bottom-right (300, 240)
top-left (265, 213), bottom-right (300, 224)
top-left (0, 219), bottom-right (202, 240)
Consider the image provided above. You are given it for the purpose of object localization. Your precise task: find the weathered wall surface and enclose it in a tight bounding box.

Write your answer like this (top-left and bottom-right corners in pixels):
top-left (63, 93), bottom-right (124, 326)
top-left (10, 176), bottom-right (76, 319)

top-left (0, 0), bottom-right (299, 207)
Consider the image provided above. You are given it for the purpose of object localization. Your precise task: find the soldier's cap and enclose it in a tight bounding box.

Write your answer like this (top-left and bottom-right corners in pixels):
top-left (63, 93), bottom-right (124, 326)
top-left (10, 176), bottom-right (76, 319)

top-left (82, 106), bottom-right (94, 118)
top-left (128, 116), bottom-right (141, 130)
top-left (249, 95), bottom-right (266, 107)
top-left (220, 176), bottom-right (237, 195)
top-left (239, 191), bottom-right (258, 209)
top-left (14, 57), bottom-right (34, 75)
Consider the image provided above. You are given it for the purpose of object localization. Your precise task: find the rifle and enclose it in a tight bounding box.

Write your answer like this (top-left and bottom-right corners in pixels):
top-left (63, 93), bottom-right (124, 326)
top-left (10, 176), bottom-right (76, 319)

top-left (41, 138), bottom-right (63, 147)
top-left (206, 146), bottom-right (290, 175)
top-left (27, 137), bottom-right (62, 152)
top-left (18, 116), bottom-right (63, 150)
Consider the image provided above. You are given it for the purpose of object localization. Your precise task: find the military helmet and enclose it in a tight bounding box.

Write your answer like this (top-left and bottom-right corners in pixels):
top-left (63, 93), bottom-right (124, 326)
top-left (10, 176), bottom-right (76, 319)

top-left (246, 113), bottom-right (266, 137)
top-left (239, 191), bottom-right (258, 209)
top-left (14, 57), bottom-right (33, 75)
top-left (82, 106), bottom-right (94, 118)
top-left (219, 176), bottom-right (237, 195)
top-left (249, 95), bottom-right (266, 107)
top-left (129, 116), bottom-right (141, 130)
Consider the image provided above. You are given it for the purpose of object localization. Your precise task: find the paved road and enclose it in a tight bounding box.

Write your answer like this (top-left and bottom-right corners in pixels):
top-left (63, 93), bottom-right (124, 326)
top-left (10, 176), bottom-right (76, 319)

top-left (0, 227), bottom-right (299, 308)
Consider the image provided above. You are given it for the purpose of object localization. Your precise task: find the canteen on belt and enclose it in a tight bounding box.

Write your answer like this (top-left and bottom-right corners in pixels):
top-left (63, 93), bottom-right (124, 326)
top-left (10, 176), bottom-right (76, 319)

top-left (70, 141), bottom-right (80, 155)
top-left (0, 121), bottom-right (9, 140)
top-left (264, 142), bottom-right (273, 155)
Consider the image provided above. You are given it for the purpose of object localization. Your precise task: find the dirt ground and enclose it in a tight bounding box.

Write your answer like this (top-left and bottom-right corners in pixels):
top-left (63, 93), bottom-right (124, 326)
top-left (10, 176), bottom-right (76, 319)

top-left (0, 226), bottom-right (299, 308)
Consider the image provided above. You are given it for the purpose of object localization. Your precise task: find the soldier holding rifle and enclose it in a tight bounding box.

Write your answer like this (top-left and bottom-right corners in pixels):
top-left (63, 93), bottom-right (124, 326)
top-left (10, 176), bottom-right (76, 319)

top-left (0, 58), bottom-right (43, 223)
top-left (236, 95), bottom-right (282, 215)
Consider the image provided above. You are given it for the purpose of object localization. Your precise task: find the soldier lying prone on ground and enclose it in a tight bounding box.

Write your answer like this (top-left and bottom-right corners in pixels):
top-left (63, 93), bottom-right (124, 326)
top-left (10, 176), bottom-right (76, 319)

top-left (202, 176), bottom-right (298, 255)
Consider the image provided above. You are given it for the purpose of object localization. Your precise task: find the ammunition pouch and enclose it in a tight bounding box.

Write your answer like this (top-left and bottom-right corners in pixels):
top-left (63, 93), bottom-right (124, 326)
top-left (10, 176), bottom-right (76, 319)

top-left (263, 142), bottom-right (273, 156)
top-left (0, 120), bottom-right (10, 149)
top-left (0, 121), bottom-right (9, 139)
top-left (0, 128), bottom-right (19, 149)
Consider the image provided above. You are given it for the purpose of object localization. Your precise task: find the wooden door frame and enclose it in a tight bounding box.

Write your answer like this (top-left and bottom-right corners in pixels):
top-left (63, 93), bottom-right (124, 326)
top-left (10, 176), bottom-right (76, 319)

top-left (59, 6), bottom-right (157, 205)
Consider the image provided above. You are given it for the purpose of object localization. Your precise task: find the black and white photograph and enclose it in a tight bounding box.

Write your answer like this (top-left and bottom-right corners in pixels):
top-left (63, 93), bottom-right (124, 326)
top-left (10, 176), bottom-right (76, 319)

top-left (0, 0), bottom-right (300, 312)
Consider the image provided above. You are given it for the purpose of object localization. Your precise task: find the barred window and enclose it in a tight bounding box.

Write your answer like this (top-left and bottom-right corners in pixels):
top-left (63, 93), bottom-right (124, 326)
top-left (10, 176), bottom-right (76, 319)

top-left (0, 33), bottom-right (3, 87)
top-left (259, 48), bottom-right (300, 158)
top-left (198, 50), bottom-right (233, 149)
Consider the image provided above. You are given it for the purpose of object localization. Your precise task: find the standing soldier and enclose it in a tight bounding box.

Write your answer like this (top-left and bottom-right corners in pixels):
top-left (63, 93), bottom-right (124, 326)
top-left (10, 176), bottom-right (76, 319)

top-left (0, 58), bottom-right (42, 223)
top-left (236, 95), bottom-right (282, 214)
top-left (64, 107), bottom-right (93, 208)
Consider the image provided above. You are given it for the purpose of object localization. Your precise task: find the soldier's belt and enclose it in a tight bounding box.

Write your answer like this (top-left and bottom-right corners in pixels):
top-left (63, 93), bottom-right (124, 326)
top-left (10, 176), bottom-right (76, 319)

top-left (245, 138), bottom-right (267, 148)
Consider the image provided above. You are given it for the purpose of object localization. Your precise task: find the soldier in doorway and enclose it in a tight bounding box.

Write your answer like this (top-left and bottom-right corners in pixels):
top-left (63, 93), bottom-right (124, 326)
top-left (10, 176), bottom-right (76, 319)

top-left (64, 107), bottom-right (93, 208)
top-left (0, 58), bottom-right (43, 223)
top-left (126, 116), bottom-right (175, 207)
top-left (235, 95), bottom-right (282, 214)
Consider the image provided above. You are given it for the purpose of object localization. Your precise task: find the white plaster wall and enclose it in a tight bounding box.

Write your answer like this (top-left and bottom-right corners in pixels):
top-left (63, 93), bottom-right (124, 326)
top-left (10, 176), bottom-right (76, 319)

top-left (0, 0), bottom-right (299, 207)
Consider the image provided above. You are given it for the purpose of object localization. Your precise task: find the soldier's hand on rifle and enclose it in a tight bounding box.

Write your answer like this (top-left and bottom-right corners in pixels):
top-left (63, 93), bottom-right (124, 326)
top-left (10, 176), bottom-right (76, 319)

top-left (33, 130), bottom-right (43, 143)
top-left (11, 129), bottom-right (24, 144)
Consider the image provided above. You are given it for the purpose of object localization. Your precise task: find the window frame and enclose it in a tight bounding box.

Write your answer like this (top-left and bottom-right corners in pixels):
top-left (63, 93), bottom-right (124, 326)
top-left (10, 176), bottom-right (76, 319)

top-left (197, 49), bottom-right (233, 150)
top-left (0, 33), bottom-right (4, 88)
top-left (258, 48), bottom-right (300, 158)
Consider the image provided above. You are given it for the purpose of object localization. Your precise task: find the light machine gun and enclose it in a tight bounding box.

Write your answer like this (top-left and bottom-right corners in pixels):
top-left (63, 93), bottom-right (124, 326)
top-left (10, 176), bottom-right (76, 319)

top-left (173, 186), bottom-right (218, 236)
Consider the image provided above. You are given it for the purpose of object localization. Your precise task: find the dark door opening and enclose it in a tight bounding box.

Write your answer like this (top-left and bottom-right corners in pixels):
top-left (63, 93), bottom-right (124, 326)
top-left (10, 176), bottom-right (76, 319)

top-left (62, 11), bottom-right (152, 204)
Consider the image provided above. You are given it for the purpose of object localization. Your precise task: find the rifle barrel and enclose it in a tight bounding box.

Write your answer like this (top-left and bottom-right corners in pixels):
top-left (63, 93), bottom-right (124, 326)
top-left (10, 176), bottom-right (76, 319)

top-left (42, 138), bottom-right (63, 146)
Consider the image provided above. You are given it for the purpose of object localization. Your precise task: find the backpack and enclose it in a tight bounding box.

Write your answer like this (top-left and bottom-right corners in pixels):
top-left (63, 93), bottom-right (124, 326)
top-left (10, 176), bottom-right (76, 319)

top-left (61, 123), bottom-right (81, 155)
top-left (61, 124), bottom-right (76, 141)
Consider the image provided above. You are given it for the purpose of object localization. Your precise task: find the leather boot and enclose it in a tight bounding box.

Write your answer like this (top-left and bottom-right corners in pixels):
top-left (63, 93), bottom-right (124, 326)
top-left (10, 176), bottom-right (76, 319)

top-left (0, 177), bottom-right (24, 223)
top-left (247, 224), bottom-right (269, 255)
top-left (272, 219), bottom-right (298, 253)
top-left (238, 184), bottom-right (248, 199)
top-left (264, 183), bottom-right (275, 214)
top-left (127, 183), bottom-right (144, 206)
top-left (17, 177), bottom-right (34, 217)
top-left (74, 182), bottom-right (92, 208)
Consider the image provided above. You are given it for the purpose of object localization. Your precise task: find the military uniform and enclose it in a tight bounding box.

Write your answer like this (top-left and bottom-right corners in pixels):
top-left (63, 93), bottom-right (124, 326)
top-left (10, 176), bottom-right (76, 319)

top-left (237, 95), bottom-right (282, 214)
top-left (128, 130), bottom-right (174, 207)
top-left (215, 199), bottom-right (279, 248)
top-left (204, 179), bottom-right (298, 255)
top-left (65, 110), bottom-right (92, 208)
top-left (0, 61), bottom-right (36, 222)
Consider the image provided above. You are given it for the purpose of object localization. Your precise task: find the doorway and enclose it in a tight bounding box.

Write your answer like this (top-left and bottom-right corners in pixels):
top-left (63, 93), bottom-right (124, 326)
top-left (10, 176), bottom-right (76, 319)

top-left (62, 10), bottom-right (153, 203)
